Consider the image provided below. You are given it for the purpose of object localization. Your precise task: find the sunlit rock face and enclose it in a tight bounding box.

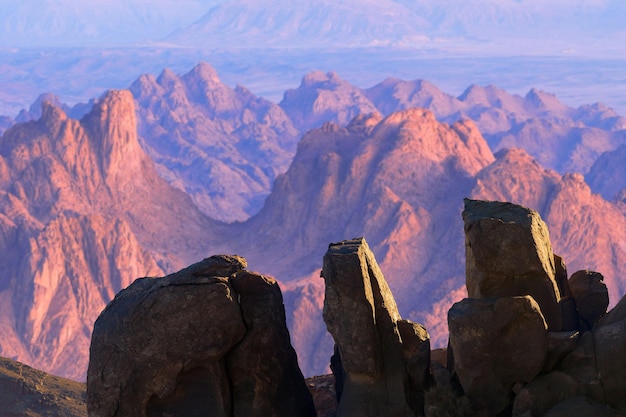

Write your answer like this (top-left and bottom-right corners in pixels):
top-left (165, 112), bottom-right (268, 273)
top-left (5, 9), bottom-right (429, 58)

top-left (0, 90), bottom-right (218, 380)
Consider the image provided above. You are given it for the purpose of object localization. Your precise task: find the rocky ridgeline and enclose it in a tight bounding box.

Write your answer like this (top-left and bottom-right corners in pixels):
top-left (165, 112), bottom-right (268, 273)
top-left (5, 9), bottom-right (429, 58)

top-left (86, 199), bottom-right (626, 417)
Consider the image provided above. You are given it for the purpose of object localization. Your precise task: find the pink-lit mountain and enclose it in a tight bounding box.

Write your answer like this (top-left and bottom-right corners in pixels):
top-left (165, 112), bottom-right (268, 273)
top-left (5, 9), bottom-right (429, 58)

top-left (0, 65), bottom-right (624, 380)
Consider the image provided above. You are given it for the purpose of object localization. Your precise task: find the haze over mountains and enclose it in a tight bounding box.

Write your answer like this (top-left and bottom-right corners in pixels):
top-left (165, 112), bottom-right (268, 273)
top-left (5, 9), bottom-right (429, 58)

top-left (2, 0), bottom-right (625, 54)
top-left (0, 63), bottom-right (624, 380)
top-left (2, 0), bottom-right (626, 121)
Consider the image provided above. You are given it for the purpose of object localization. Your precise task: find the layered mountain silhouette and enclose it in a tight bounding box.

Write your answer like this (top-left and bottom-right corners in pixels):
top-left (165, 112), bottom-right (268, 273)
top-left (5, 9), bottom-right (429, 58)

top-left (0, 64), bottom-right (624, 380)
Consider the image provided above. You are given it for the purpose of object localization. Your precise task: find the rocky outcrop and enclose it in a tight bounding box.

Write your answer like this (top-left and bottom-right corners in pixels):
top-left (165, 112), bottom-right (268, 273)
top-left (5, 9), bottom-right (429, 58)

top-left (87, 255), bottom-right (315, 417)
top-left (322, 238), bottom-right (429, 417)
top-left (448, 199), bottom-right (626, 416)
top-left (3, 76), bottom-right (626, 385)
top-left (568, 270), bottom-right (609, 329)
top-left (463, 199), bottom-right (562, 330)
top-left (0, 89), bottom-right (223, 380)
top-left (448, 296), bottom-right (548, 416)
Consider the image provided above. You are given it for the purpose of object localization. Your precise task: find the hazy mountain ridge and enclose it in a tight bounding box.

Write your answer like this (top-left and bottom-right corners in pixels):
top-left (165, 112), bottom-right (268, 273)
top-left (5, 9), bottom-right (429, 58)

top-left (130, 62), bottom-right (299, 222)
top-left (164, 0), bottom-right (626, 54)
top-left (282, 70), bottom-right (626, 178)
top-left (6, 65), bottom-right (626, 224)
top-left (2, 0), bottom-right (625, 54)
top-left (0, 0), bottom-right (217, 47)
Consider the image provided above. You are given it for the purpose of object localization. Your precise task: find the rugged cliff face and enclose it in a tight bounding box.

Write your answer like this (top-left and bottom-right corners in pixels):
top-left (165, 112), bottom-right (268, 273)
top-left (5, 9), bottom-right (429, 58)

top-left (228, 110), bottom-right (626, 376)
top-left (130, 62), bottom-right (299, 222)
top-left (282, 71), bottom-right (626, 177)
top-left (0, 90), bottom-right (219, 380)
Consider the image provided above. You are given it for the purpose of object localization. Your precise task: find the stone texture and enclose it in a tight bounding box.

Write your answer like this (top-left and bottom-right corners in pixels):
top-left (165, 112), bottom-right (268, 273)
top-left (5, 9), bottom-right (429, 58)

top-left (87, 255), bottom-right (315, 417)
top-left (87, 255), bottom-right (246, 417)
top-left (448, 296), bottom-right (548, 417)
top-left (569, 270), bottom-right (609, 329)
top-left (543, 396), bottom-right (624, 417)
top-left (554, 255), bottom-right (579, 331)
top-left (593, 318), bottom-right (626, 411)
top-left (511, 371), bottom-right (578, 417)
top-left (542, 331), bottom-right (579, 373)
top-left (227, 271), bottom-right (316, 417)
top-left (463, 198), bottom-right (562, 330)
top-left (598, 294), bottom-right (626, 327)
top-left (397, 319), bottom-right (431, 413)
top-left (322, 237), bottom-right (423, 417)
top-left (306, 375), bottom-right (338, 417)
top-left (559, 331), bottom-right (604, 403)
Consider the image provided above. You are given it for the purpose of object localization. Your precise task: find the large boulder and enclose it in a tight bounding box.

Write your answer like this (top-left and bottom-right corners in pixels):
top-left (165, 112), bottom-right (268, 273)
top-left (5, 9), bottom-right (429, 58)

top-left (448, 296), bottom-right (548, 417)
top-left (569, 270), bottom-right (609, 329)
top-left (227, 271), bottom-right (316, 417)
top-left (511, 371), bottom-right (578, 417)
top-left (87, 255), bottom-right (315, 417)
top-left (462, 199), bottom-right (562, 330)
top-left (322, 237), bottom-right (428, 417)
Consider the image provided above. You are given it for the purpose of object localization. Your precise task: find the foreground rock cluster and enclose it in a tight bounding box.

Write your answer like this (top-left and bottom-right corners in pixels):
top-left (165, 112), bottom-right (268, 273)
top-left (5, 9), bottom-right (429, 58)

top-left (452, 199), bottom-right (625, 416)
top-left (86, 198), bottom-right (626, 417)
top-left (86, 255), bottom-right (315, 417)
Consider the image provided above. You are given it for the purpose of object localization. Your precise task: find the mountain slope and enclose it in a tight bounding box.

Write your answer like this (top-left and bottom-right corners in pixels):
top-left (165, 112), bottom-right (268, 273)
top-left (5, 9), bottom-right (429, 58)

top-left (0, 0), bottom-right (214, 47)
top-left (220, 111), bottom-right (626, 376)
top-left (130, 62), bottom-right (299, 222)
top-left (284, 71), bottom-right (626, 176)
top-left (223, 109), bottom-right (494, 374)
top-left (2, 67), bottom-right (625, 381)
top-left (586, 144), bottom-right (626, 203)
top-left (164, 0), bottom-right (626, 54)
top-left (0, 90), bottom-right (218, 380)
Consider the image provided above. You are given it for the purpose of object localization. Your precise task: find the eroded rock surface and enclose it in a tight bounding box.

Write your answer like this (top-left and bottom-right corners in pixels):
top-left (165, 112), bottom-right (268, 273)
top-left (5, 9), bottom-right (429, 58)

top-left (87, 255), bottom-right (314, 417)
top-left (569, 270), bottom-right (609, 329)
top-left (448, 296), bottom-right (548, 416)
top-left (322, 237), bottom-right (429, 417)
top-left (463, 198), bottom-right (562, 330)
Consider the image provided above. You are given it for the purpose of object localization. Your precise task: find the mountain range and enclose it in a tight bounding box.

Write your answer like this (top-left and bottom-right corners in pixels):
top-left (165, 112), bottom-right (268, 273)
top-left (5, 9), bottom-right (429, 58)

top-left (3, 0), bottom-right (625, 55)
top-left (0, 63), bottom-right (624, 380)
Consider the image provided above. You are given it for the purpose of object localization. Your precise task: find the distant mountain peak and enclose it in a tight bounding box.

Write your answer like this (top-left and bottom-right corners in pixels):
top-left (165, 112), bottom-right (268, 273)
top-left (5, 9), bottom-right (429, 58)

top-left (524, 88), bottom-right (568, 112)
top-left (156, 68), bottom-right (181, 88)
top-left (40, 100), bottom-right (68, 127)
top-left (185, 62), bottom-right (221, 84)
top-left (300, 71), bottom-right (343, 88)
top-left (81, 90), bottom-right (145, 189)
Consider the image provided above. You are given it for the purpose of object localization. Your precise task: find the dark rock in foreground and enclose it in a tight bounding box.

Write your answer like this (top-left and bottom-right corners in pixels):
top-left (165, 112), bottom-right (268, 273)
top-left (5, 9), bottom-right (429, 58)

top-left (452, 199), bottom-right (626, 417)
top-left (322, 238), bottom-right (430, 417)
top-left (463, 198), bottom-right (563, 331)
top-left (87, 255), bottom-right (315, 417)
top-left (448, 296), bottom-right (548, 416)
